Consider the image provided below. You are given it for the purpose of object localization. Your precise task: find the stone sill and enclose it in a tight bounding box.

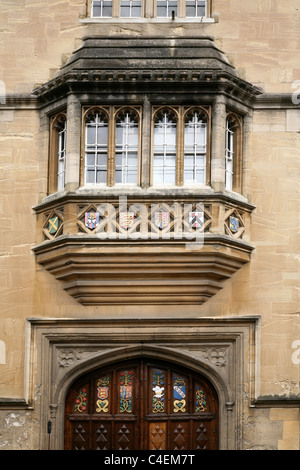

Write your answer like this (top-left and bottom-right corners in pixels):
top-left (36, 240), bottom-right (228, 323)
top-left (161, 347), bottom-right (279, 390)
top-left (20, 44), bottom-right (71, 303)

top-left (80, 17), bottom-right (216, 24)
top-left (35, 187), bottom-right (254, 212)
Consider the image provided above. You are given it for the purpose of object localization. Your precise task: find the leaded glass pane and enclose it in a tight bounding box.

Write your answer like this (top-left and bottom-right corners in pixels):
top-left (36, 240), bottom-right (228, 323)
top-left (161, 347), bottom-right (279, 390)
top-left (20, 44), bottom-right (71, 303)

top-left (186, 0), bottom-right (206, 17)
top-left (102, 3), bottom-right (112, 16)
top-left (92, 0), bottom-right (102, 16)
top-left (96, 169), bottom-right (107, 183)
top-left (86, 169), bottom-right (95, 184)
top-left (87, 126), bottom-right (96, 145)
top-left (92, 0), bottom-right (112, 17)
top-left (157, 0), bottom-right (177, 17)
top-left (86, 153), bottom-right (96, 166)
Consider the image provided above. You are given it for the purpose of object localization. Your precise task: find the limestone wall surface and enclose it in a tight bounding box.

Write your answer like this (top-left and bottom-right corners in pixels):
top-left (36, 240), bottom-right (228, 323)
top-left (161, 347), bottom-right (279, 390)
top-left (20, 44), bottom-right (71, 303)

top-left (0, 0), bottom-right (299, 450)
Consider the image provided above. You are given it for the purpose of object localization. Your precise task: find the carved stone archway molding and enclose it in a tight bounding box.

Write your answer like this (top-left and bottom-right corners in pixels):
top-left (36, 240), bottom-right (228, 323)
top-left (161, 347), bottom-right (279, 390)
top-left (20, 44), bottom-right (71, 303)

top-left (26, 316), bottom-right (260, 450)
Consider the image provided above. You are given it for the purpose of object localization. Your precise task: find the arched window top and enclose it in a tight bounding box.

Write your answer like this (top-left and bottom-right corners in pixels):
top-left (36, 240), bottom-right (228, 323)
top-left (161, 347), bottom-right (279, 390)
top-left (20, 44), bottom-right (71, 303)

top-left (115, 107), bottom-right (140, 124)
top-left (154, 107), bottom-right (178, 123)
top-left (52, 112), bottom-right (66, 128)
top-left (184, 106), bottom-right (209, 123)
top-left (226, 112), bottom-right (242, 130)
top-left (84, 107), bottom-right (109, 124)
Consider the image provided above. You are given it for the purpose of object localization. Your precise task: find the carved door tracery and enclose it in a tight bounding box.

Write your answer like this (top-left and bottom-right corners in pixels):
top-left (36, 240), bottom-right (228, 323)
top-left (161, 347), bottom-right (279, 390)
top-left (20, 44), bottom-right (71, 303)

top-left (64, 359), bottom-right (219, 450)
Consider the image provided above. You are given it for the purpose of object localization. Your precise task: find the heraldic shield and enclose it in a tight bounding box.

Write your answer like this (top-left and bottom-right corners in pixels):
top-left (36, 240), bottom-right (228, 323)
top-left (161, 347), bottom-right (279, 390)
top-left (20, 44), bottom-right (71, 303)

top-left (189, 211), bottom-right (204, 228)
top-left (229, 216), bottom-right (239, 233)
top-left (85, 211), bottom-right (100, 230)
top-left (154, 211), bottom-right (170, 229)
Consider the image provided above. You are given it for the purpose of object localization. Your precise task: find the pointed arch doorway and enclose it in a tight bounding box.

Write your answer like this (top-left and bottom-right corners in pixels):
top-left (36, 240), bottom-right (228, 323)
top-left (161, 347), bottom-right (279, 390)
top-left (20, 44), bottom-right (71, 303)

top-left (64, 358), bottom-right (219, 450)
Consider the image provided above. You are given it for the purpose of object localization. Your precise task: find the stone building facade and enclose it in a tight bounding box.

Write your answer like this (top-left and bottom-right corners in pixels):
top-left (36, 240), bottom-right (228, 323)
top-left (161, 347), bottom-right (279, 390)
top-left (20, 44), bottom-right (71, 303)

top-left (0, 0), bottom-right (299, 450)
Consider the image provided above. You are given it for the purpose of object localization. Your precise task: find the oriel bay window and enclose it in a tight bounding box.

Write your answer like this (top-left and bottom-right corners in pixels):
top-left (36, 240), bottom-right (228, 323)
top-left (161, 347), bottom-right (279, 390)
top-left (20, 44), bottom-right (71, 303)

top-left (48, 104), bottom-right (244, 193)
top-left (82, 106), bottom-right (141, 186)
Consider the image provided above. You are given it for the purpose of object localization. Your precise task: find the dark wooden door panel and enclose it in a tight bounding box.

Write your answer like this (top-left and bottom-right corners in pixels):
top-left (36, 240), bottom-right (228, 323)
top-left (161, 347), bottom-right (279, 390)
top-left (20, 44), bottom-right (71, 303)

top-left (149, 422), bottom-right (167, 450)
top-left (171, 421), bottom-right (189, 450)
top-left (93, 421), bottom-right (111, 450)
top-left (64, 359), bottom-right (219, 450)
top-left (71, 421), bottom-right (90, 450)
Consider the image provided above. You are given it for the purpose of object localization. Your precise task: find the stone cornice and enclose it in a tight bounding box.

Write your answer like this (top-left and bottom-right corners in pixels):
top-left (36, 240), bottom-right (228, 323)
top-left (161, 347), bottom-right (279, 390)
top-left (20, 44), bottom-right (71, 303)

top-left (1, 91), bottom-right (299, 111)
top-left (30, 36), bottom-right (262, 107)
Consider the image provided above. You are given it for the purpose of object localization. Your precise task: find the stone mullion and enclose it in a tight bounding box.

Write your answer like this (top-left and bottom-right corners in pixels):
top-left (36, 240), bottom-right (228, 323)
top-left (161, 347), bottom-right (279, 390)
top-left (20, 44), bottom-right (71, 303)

top-left (65, 93), bottom-right (81, 192)
top-left (241, 112), bottom-right (252, 197)
top-left (211, 95), bottom-right (226, 192)
top-left (141, 98), bottom-right (151, 188)
top-left (107, 107), bottom-right (115, 186)
top-left (176, 107), bottom-right (184, 186)
top-left (63, 202), bottom-right (78, 236)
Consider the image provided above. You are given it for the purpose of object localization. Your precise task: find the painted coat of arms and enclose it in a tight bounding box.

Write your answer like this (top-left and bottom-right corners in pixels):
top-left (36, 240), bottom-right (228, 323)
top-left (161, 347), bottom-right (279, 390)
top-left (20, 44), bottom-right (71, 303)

top-left (96, 377), bottom-right (109, 413)
top-left (154, 211), bottom-right (170, 229)
top-left (173, 377), bottom-right (186, 412)
top-left (48, 216), bottom-right (58, 235)
top-left (120, 385), bottom-right (132, 400)
top-left (97, 386), bottom-right (109, 400)
top-left (173, 384), bottom-right (186, 400)
top-left (85, 211), bottom-right (100, 230)
top-left (120, 211), bottom-right (134, 229)
top-left (229, 216), bottom-right (239, 233)
top-left (189, 211), bottom-right (204, 228)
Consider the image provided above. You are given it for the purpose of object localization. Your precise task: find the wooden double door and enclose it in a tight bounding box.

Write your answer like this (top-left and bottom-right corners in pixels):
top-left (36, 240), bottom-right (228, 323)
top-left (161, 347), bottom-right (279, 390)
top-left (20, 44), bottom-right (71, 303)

top-left (64, 359), bottom-right (219, 450)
